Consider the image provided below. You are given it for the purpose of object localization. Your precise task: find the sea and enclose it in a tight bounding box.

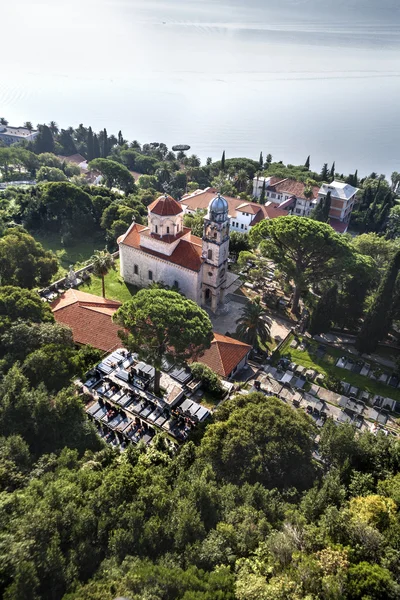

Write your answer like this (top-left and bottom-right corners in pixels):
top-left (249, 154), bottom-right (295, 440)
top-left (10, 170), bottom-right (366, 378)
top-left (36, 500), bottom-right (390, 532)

top-left (1, 0), bottom-right (400, 178)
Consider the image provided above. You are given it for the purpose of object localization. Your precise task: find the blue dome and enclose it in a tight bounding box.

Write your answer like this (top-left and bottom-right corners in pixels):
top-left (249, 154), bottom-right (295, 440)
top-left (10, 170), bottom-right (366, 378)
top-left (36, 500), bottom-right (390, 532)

top-left (209, 193), bottom-right (228, 215)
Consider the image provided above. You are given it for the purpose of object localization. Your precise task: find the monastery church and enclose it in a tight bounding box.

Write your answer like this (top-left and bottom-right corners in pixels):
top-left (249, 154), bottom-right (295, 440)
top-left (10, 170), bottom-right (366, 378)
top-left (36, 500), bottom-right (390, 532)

top-left (118, 193), bottom-right (231, 312)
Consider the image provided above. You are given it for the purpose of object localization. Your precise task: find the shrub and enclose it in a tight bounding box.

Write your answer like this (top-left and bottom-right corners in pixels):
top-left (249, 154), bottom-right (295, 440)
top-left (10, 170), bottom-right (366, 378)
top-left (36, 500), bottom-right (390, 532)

top-left (191, 362), bottom-right (223, 397)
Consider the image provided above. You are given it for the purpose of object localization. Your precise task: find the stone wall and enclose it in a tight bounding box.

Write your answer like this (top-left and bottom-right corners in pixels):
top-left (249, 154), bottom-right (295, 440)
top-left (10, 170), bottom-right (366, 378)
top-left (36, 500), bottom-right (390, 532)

top-left (120, 244), bottom-right (202, 304)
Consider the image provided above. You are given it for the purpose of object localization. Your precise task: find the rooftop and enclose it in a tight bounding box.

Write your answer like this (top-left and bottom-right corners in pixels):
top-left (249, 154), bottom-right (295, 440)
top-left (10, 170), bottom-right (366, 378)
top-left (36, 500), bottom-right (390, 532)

top-left (149, 194), bottom-right (183, 216)
top-left (320, 181), bottom-right (359, 200)
top-left (181, 187), bottom-right (287, 222)
top-left (267, 178), bottom-right (320, 201)
top-left (0, 125), bottom-right (38, 137)
top-left (197, 333), bottom-right (252, 378)
top-left (119, 223), bottom-right (203, 272)
top-left (51, 289), bottom-right (122, 352)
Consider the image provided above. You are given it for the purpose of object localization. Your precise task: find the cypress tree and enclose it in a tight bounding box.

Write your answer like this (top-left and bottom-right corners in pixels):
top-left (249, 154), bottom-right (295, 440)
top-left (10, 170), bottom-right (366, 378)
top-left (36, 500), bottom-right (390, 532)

top-left (355, 250), bottom-right (400, 353)
top-left (118, 130), bottom-right (124, 146)
top-left (320, 163), bottom-right (329, 181)
top-left (322, 191), bottom-right (331, 221)
top-left (260, 180), bottom-right (266, 205)
top-left (35, 125), bottom-right (54, 154)
top-left (310, 200), bottom-right (324, 222)
top-left (354, 169), bottom-right (358, 187)
top-left (102, 128), bottom-right (108, 157)
top-left (329, 161), bottom-right (335, 181)
top-left (305, 155), bottom-right (310, 170)
top-left (259, 151), bottom-right (263, 168)
top-left (309, 284), bottom-right (338, 335)
top-left (87, 127), bottom-right (94, 161)
top-left (221, 150), bottom-right (225, 171)
top-left (93, 134), bottom-right (100, 159)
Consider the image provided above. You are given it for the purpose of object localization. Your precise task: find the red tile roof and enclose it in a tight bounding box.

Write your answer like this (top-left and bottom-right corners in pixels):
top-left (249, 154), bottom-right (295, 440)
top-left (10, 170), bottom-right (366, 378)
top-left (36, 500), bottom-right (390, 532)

top-left (57, 153), bottom-right (86, 165)
top-left (119, 223), bottom-right (203, 272)
top-left (268, 178), bottom-right (320, 200)
top-left (181, 187), bottom-right (286, 223)
top-left (51, 290), bottom-right (122, 352)
top-left (197, 333), bottom-right (251, 378)
top-left (148, 194), bottom-right (183, 216)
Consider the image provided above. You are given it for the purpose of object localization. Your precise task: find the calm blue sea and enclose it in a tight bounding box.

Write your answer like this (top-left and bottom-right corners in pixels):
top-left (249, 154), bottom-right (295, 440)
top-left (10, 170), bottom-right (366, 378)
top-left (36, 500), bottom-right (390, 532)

top-left (1, 0), bottom-right (400, 177)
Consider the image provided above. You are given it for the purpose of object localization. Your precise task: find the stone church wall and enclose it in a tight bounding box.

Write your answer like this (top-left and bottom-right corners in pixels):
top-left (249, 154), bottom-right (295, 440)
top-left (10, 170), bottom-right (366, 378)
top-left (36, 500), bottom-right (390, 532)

top-left (120, 244), bottom-right (202, 304)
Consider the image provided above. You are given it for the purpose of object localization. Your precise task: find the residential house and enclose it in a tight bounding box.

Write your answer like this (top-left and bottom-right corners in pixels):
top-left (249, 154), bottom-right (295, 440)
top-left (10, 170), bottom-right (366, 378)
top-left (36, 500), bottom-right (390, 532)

top-left (253, 176), bottom-right (320, 216)
top-left (318, 181), bottom-right (359, 231)
top-left (180, 187), bottom-right (287, 234)
top-left (253, 176), bottom-right (359, 233)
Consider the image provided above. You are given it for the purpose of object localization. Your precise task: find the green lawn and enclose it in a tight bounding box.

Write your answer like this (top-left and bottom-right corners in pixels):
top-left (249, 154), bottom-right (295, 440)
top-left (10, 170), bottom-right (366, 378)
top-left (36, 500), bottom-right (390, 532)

top-left (80, 259), bottom-right (138, 303)
top-left (277, 335), bottom-right (400, 402)
top-left (33, 230), bottom-right (106, 271)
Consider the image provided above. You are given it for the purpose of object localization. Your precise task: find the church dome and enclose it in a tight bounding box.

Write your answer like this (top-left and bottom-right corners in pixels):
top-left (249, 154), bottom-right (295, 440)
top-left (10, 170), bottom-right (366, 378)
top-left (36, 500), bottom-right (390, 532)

top-left (209, 193), bottom-right (228, 215)
top-left (148, 193), bottom-right (183, 216)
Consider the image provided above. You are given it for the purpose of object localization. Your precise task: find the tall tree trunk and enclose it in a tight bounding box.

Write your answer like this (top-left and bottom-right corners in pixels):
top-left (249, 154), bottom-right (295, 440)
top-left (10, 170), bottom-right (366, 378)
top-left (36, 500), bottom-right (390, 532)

top-left (153, 368), bottom-right (161, 397)
top-left (292, 285), bottom-right (301, 315)
top-left (101, 275), bottom-right (105, 298)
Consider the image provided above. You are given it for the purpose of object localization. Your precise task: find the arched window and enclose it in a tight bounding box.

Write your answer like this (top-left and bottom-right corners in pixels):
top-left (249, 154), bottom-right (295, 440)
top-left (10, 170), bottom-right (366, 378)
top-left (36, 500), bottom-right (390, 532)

top-left (155, 225), bottom-right (158, 234)
top-left (167, 226), bottom-right (170, 234)
top-left (207, 249), bottom-right (213, 260)
top-left (148, 270), bottom-right (153, 280)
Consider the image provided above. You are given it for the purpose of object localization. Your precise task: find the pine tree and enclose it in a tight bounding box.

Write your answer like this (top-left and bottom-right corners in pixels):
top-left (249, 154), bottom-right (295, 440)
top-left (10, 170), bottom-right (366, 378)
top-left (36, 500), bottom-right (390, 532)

top-left (93, 134), bottom-right (100, 159)
top-left (221, 150), bottom-right (225, 171)
top-left (320, 163), bottom-right (329, 181)
top-left (260, 180), bottom-right (266, 205)
top-left (355, 250), bottom-right (400, 353)
top-left (329, 161), bottom-right (335, 181)
top-left (266, 153), bottom-right (272, 165)
top-left (305, 155), bottom-right (310, 170)
top-left (309, 284), bottom-right (338, 335)
top-left (86, 127), bottom-right (94, 161)
top-left (259, 151), bottom-right (263, 168)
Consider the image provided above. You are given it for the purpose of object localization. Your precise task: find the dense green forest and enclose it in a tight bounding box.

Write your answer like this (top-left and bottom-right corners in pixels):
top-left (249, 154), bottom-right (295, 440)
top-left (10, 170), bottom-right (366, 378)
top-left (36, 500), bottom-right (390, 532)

top-left (1, 119), bottom-right (400, 599)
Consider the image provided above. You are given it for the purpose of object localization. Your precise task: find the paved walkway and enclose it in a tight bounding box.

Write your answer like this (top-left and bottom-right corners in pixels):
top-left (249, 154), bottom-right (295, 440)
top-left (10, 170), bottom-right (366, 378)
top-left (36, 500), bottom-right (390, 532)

top-left (209, 300), bottom-right (292, 342)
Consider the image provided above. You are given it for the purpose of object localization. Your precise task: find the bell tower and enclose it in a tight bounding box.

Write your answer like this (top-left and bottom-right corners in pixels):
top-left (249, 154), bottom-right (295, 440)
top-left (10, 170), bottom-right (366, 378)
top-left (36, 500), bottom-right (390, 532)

top-left (201, 193), bottom-right (230, 312)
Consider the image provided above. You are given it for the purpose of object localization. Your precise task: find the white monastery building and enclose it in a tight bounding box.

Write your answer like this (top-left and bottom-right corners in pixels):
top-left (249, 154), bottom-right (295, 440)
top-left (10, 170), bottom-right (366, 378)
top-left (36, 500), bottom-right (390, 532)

top-left (118, 193), bottom-right (231, 312)
top-left (0, 125), bottom-right (39, 145)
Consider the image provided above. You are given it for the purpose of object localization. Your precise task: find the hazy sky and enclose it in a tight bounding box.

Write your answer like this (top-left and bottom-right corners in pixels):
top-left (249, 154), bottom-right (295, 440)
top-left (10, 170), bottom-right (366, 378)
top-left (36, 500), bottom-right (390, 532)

top-left (1, 1), bottom-right (400, 175)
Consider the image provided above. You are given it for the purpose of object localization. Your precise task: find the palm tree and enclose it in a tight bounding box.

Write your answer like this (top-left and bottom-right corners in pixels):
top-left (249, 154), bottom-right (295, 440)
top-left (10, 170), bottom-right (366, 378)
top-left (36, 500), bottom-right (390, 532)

top-left (236, 169), bottom-right (249, 192)
top-left (90, 250), bottom-right (114, 298)
top-left (48, 121), bottom-right (59, 136)
top-left (156, 164), bottom-right (171, 186)
top-left (236, 297), bottom-right (270, 349)
top-left (0, 118), bottom-right (8, 126)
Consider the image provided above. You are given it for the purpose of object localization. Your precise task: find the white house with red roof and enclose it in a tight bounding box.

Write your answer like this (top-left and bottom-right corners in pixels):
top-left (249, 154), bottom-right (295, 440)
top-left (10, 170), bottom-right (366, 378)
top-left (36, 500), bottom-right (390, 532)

top-left (118, 193), bottom-right (231, 312)
top-left (253, 176), bottom-right (358, 233)
top-left (180, 187), bottom-right (286, 234)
